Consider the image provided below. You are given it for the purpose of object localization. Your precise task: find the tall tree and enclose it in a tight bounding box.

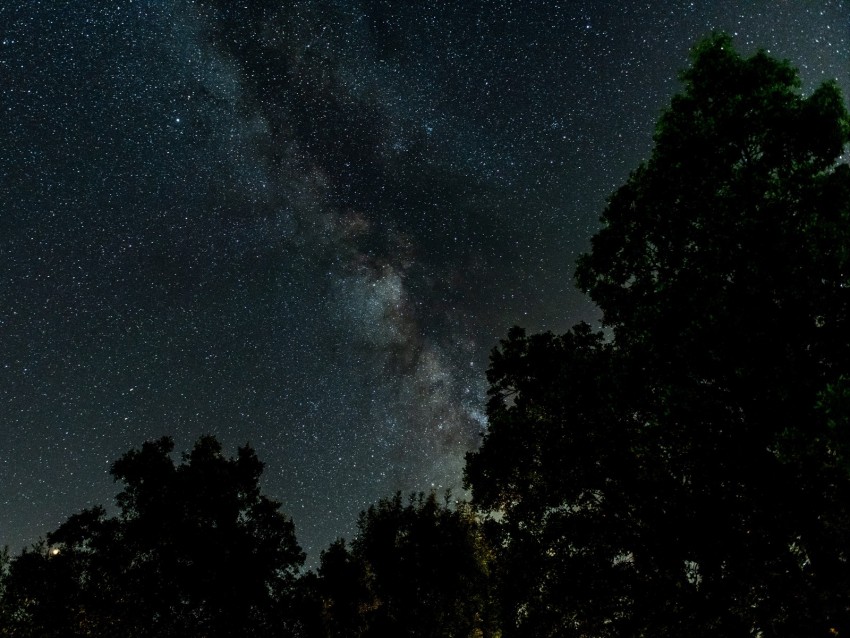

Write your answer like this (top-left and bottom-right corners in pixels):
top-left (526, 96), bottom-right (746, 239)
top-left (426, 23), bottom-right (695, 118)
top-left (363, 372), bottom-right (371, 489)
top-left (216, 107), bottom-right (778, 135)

top-left (0, 436), bottom-right (305, 637)
top-left (465, 34), bottom-right (850, 637)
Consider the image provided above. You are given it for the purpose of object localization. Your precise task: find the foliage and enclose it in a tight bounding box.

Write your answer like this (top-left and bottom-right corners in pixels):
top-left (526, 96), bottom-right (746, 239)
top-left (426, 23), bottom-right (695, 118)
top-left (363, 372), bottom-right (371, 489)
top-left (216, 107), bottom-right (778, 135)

top-left (465, 33), bottom-right (850, 637)
top-left (0, 436), bottom-right (304, 637)
top-left (314, 491), bottom-right (499, 638)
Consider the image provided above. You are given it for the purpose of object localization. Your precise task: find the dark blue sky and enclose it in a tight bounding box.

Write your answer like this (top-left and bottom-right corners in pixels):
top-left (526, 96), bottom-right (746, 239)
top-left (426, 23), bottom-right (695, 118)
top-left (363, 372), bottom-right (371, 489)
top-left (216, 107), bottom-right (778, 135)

top-left (2, 0), bottom-right (848, 562)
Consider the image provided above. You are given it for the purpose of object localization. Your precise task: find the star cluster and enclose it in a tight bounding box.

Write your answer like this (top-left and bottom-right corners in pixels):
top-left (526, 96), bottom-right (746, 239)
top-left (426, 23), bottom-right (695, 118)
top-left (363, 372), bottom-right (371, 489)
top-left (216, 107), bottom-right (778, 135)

top-left (1, 1), bottom-right (848, 561)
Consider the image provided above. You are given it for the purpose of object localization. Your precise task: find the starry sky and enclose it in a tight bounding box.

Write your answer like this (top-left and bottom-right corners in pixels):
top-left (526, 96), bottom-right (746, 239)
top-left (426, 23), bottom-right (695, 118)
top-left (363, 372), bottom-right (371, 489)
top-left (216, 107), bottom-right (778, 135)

top-left (2, 1), bottom-right (848, 562)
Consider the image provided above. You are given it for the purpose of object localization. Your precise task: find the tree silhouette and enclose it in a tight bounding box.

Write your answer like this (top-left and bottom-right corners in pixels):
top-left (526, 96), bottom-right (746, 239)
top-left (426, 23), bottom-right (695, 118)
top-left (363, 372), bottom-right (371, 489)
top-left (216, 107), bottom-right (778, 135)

top-left (0, 436), bottom-right (305, 637)
top-left (314, 492), bottom-right (498, 638)
top-left (466, 34), bottom-right (850, 637)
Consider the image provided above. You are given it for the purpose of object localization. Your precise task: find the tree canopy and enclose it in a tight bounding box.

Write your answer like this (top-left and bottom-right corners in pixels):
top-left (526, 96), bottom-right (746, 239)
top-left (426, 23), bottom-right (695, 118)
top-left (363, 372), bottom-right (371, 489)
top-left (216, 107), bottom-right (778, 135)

top-left (313, 491), bottom-right (498, 638)
top-left (465, 33), bottom-right (850, 637)
top-left (0, 436), bottom-right (304, 638)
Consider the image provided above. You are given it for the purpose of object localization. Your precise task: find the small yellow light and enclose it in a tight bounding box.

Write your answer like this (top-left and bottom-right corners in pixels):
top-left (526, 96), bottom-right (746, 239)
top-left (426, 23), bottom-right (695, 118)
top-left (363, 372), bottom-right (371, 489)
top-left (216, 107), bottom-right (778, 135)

top-left (49, 547), bottom-right (60, 556)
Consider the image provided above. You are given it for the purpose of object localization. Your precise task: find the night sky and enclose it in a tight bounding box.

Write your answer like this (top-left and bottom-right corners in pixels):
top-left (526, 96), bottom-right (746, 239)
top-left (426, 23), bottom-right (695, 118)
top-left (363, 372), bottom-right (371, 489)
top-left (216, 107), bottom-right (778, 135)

top-left (2, 1), bottom-right (848, 563)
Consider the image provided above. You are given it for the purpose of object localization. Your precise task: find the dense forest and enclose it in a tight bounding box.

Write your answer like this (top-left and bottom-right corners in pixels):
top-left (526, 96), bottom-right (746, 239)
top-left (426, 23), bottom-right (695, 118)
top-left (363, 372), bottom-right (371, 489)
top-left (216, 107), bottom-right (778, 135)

top-left (3, 34), bottom-right (850, 637)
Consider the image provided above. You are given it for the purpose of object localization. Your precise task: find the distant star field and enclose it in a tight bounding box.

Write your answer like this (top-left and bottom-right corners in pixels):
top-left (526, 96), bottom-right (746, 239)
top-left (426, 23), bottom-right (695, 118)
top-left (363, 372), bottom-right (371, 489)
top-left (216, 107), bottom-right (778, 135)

top-left (1, 1), bottom-right (848, 562)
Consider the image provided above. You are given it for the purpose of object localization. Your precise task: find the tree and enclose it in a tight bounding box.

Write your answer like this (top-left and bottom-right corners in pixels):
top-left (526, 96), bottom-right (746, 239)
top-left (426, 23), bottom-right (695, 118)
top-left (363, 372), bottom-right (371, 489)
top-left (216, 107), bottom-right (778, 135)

top-left (465, 34), bottom-right (850, 637)
top-left (314, 492), bottom-right (499, 638)
top-left (0, 436), bottom-right (305, 637)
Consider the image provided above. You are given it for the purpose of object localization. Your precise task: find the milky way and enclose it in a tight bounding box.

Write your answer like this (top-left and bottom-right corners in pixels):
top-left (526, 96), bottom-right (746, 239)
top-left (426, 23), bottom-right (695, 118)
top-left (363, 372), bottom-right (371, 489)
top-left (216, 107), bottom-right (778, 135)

top-left (2, 1), bottom-right (848, 561)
